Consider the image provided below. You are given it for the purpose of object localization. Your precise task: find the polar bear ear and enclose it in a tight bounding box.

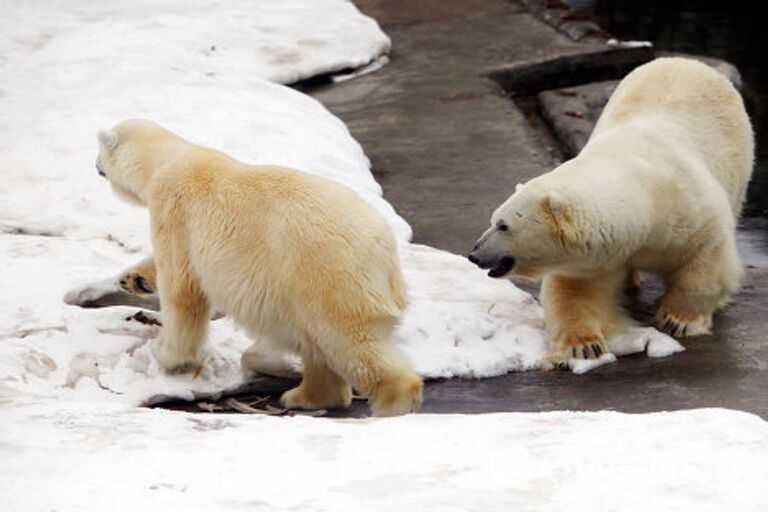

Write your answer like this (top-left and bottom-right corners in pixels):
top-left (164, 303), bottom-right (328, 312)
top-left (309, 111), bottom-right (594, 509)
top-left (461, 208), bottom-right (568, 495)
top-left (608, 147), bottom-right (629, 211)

top-left (515, 182), bottom-right (524, 193)
top-left (97, 130), bottom-right (119, 151)
top-left (541, 191), bottom-right (579, 245)
top-left (546, 191), bottom-right (566, 213)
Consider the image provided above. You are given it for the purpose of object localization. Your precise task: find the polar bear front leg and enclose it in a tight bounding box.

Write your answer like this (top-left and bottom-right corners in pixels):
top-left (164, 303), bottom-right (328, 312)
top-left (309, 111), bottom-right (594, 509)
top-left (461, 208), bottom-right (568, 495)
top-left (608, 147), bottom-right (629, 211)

top-left (151, 251), bottom-right (210, 372)
top-left (541, 269), bottom-right (633, 366)
top-left (656, 238), bottom-right (741, 337)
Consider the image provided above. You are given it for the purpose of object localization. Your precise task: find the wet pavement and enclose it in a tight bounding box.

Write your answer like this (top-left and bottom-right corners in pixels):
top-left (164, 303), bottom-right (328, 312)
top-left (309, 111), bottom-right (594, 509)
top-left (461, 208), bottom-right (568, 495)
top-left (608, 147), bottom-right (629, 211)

top-left (161, 0), bottom-right (768, 419)
top-left (308, 0), bottom-right (768, 418)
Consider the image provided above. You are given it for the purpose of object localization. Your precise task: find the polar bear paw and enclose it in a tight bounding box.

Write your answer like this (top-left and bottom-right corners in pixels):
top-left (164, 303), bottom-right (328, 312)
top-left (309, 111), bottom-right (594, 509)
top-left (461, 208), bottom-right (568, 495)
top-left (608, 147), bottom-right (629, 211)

top-left (151, 337), bottom-right (200, 373)
top-left (544, 332), bottom-right (608, 368)
top-left (656, 309), bottom-right (711, 338)
top-left (369, 372), bottom-right (423, 417)
top-left (280, 383), bottom-right (352, 411)
top-left (119, 272), bottom-right (155, 295)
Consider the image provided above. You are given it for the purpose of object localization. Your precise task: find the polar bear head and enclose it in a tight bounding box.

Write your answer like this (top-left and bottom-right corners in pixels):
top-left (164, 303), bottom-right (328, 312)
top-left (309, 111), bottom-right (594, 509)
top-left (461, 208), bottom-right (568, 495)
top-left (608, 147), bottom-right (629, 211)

top-left (95, 119), bottom-right (171, 206)
top-left (468, 178), bottom-right (592, 280)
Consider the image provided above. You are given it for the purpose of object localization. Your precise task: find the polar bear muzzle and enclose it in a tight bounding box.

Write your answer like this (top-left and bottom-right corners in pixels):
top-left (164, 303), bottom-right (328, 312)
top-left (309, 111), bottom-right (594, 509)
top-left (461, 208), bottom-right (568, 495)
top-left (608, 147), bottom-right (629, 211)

top-left (96, 158), bottom-right (106, 178)
top-left (487, 256), bottom-right (516, 278)
top-left (468, 248), bottom-right (516, 278)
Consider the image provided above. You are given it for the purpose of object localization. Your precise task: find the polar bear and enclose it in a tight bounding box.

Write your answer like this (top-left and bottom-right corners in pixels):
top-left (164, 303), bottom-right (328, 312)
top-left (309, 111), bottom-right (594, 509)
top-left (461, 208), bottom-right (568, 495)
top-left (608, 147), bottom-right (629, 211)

top-left (94, 119), bottom-right (422, 416)
top-left (468, 58), bottom-right (753, 364)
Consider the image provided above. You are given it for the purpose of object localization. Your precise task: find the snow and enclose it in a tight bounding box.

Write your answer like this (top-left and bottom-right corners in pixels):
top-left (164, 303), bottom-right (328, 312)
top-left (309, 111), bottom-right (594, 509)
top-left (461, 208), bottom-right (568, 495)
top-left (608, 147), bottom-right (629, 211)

top-left (607, 38), bottom-right (654, 48)
top-left (1, 402), bottom-right (767, 511)
top-left (0, 0), bottom-right (687, 408)
top-left (0, 2), bottom-right (765, 510)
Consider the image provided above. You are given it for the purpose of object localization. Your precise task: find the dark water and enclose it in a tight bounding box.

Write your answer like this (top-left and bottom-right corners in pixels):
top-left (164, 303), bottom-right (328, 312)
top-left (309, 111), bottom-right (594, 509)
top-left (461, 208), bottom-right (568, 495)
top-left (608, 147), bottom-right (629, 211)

top-left (577, 0), bottom-right (768, 216)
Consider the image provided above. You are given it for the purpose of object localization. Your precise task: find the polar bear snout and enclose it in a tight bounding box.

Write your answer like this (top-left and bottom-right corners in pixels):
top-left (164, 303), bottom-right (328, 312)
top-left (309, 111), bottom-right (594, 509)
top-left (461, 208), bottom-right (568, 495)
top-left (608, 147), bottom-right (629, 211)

top-left (487, 256), bottom-right (516, 278)
top-left (468, 248), bottom-right (516, 278)
top-left (95, 158), bottom-right (106, 178)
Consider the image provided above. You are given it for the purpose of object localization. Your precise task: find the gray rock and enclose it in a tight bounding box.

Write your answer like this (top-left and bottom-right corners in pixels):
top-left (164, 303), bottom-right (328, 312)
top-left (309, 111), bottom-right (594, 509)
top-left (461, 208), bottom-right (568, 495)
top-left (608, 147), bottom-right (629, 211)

top-left (538, 55), bottom-right (744, 157)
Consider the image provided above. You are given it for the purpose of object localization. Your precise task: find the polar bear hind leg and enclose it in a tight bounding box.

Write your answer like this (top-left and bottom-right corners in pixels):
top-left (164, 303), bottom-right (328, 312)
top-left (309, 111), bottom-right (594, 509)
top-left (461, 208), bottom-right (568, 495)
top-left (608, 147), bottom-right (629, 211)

top-left (656, 236), bottom-right (741, 337)
top-left (280, 344), bottom-right (353, 410)
top-left (309, 325), bottom-right (422, 417)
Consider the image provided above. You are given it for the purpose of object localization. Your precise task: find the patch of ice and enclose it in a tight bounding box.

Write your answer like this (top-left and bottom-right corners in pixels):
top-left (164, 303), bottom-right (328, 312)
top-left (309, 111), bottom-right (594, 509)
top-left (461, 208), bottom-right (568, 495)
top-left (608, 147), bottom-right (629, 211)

top-left (570, 353), bottom-right (618, 374)
top-left (332, 55), bottom-right (390, 83)
top-left (610, 326), bottom-right (685, 358)
top-left (607, 38), bottom-right (654, 48)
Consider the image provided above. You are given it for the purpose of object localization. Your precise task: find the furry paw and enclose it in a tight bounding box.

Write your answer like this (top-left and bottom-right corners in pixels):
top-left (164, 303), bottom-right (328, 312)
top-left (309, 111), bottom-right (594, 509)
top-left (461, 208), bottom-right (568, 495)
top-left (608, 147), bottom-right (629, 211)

top-left (369, 372), bottom-right (423, 417)
top-left (568, 338), bottom-right (608, 360)
top-left (280, 383), bottom-right (352, 411)
top-left (151, 337), bottom-right (199, 373)
top-left (119, 272), bottom-right (155, 295)
top-left (656, 310), bottom-right (711, 337)
top-left (543, 333), bottom-right (608, 369)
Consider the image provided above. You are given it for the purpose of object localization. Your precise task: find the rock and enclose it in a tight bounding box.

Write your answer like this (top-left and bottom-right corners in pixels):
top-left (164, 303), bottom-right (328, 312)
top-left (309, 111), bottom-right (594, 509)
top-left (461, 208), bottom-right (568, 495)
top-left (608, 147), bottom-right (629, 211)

top-left (538, 55), bottom-right (744, 157)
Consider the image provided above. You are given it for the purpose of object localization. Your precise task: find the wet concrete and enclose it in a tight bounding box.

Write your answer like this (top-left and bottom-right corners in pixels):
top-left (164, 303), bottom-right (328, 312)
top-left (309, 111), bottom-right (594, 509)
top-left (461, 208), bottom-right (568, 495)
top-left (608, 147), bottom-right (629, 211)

top-left (157, 0), bottom-right (768, 419)
top-left (310, 0), bottom-right (650, 255)
top-left (308, 0), bottom-right (768, 418)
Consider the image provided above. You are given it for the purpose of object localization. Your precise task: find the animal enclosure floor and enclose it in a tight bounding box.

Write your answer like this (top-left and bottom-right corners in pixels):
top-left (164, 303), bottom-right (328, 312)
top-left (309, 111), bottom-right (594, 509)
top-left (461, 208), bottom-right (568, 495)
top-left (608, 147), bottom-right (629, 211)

top-left (305, 0), bottom-right (768, 418)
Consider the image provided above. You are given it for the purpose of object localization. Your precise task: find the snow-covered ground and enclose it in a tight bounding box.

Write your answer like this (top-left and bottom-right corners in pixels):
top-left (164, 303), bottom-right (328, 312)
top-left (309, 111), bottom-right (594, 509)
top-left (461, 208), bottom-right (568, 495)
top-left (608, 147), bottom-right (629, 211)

top-left (2, 402), bottom-right (768, 512)
top-left (2, 3), bottom-right (764, 510)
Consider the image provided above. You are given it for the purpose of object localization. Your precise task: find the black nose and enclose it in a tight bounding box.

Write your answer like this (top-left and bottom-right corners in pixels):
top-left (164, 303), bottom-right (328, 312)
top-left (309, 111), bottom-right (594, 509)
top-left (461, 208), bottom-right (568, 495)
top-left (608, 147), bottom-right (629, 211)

top-left (468, 253), bottom-right (479, 264)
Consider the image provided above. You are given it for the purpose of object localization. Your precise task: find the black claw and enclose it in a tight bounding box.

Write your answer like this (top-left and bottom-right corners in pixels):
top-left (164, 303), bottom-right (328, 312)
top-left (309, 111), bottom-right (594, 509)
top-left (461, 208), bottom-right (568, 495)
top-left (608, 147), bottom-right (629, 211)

top-left (134, 275), bottom-right (154, 294)
top-left (681, 325), bottom-right (688, 337)
top-left (582, 347), bottom-right (589, 359)
top-left (662, 319), bottom-right (673, 333)
top-left (572, 347), bottom-right (577, 358)
top-left (593, 344), bottom-right (603, 356)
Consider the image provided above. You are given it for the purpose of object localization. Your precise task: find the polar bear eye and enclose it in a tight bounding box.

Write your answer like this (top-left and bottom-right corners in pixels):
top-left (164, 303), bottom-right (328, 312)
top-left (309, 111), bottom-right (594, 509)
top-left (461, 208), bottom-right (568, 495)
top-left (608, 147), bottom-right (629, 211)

top-left (498, 223), bottom-right (508, 232)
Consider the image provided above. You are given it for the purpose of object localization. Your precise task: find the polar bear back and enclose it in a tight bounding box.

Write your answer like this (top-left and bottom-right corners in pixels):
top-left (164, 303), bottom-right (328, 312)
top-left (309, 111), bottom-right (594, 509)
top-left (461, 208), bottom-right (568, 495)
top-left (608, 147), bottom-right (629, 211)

top-left (589, 57), bottom-right (753, 217)
top-left (155, 162), bottom-right (407, 330)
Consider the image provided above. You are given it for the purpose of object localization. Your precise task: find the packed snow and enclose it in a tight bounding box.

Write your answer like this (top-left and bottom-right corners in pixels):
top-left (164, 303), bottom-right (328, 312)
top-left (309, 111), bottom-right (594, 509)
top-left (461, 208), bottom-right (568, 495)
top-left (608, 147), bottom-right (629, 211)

top-left (2, 402), bottom-right (767, 512)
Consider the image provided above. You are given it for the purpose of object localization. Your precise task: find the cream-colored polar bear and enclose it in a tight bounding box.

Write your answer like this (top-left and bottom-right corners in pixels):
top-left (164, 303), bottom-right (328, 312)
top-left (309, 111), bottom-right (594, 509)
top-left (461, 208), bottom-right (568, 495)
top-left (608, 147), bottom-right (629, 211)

top-left (95, 119), bottom-right (422, 416)
top-left (469, 58), bottom-right (753, 364)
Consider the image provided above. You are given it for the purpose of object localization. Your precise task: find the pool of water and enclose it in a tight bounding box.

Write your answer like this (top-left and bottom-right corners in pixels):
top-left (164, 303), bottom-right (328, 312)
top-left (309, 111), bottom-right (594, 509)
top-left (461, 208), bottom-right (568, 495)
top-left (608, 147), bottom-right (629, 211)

top-left (575, 0), bottom-right (768, 217)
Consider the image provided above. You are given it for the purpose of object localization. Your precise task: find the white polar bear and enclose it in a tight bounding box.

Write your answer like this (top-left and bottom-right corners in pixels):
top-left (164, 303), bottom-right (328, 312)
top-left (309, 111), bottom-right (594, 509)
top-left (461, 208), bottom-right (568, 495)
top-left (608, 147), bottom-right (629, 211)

top-left (469, 57), bottom-right (754, 364)
top-left (94, 119), bottom-right (422, 416)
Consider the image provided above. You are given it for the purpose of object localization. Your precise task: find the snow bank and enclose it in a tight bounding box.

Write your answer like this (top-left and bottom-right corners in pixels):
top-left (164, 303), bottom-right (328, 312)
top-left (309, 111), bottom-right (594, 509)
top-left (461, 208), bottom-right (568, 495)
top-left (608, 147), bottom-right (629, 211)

top-left (0, 0), bottom-right (402, 246)
top-left (1, 402), bottom-right (767, 512)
